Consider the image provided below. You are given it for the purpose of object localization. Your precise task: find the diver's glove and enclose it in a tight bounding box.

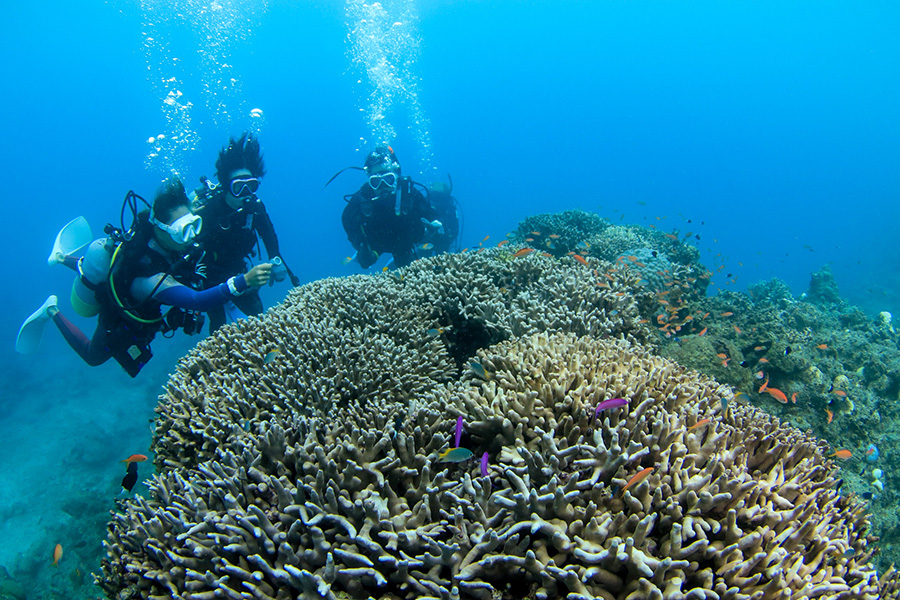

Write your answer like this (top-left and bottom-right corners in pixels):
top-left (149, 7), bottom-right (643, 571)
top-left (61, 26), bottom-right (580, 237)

top-left (421, 218), bottom-right (444, 236)
top-left (270, 257), bottom-right (287, 284)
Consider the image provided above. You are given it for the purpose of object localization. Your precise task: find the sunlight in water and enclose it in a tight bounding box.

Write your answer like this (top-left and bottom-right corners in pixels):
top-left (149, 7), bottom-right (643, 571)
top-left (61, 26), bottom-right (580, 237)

top-left (345, 0), bottom-right (434, 174)
top-left (139, 0), bottom-right (268, 176)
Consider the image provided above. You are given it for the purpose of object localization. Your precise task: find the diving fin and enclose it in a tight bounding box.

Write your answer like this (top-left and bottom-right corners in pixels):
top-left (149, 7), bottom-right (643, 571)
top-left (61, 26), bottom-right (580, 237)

top-left (15, 295), bottom-right (58, 354)
top-left (48, 217), bottom-right (92, 266)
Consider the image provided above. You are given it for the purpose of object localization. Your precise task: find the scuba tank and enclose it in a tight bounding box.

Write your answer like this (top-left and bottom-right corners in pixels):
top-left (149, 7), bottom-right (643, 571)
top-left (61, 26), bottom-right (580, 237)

top-left (70, 238), bottom-right (115, 317)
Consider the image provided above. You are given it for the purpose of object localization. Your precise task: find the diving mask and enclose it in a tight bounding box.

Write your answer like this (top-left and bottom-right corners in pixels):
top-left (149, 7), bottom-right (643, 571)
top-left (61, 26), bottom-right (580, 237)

top-left (368, 172), bottom-right (398, 190)
top-left (230, 176), bottom-right (260, 198)
top-left (152, 212), bottom-right (202, 245)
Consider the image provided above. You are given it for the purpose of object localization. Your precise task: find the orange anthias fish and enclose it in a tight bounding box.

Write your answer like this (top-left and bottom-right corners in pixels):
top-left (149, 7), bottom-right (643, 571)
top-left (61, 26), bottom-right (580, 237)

top-left (621, 467), bottom-right (655, 494)
top-left (121, 454), bottom-right (148, 463)
top-left (497, 240), bottom-right (509, 247)
top-left (829, 449), bottom-right (852, 460)
top-left (825, 408), bottom-right (834, 424)
top-left (720, 311), bottom-right (734, 317)
top-left (52, 543), bottom-right (63, 567)
top-left (759, 376), bottom-right (769, 393)
top-left (832, 389), bottom-right (847, 397)
top-left (698, 327), bottom-right (708, 336)
top-left (512, 248), bottom-right (535, 258)
top-left (791, 392), bottom-right (798, 404)
top-left (688, 418), bottom-right (710, 431)
top-left (816, 344), bottom-right (829, 350)
top-left (574, 255), bottom-right (589, 266)
top-left (764, 387), bottom-right (788, 404)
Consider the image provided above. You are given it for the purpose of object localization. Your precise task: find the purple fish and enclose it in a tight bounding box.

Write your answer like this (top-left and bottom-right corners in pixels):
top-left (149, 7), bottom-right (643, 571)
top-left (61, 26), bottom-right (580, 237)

top-left (455, 416), bottom-right (464, 448)
top-left (480, 452), bottom-right (490, 478)
top-left (593, 398), bottom-right (628, 422)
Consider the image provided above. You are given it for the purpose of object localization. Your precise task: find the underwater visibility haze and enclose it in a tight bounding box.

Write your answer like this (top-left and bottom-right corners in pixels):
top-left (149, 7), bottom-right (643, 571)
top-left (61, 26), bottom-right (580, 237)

top-left (1, 0), bottom-right (899, 597)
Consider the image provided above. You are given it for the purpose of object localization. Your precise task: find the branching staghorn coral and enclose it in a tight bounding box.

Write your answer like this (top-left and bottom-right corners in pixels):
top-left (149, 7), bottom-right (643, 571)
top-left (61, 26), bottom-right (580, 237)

top-left (101, 318), bottom-right (894, 598)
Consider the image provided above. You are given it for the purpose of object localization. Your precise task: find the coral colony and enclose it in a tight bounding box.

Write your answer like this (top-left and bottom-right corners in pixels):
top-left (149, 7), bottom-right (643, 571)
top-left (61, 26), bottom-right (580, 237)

top-left (101, 211), bottom-right (900, 599)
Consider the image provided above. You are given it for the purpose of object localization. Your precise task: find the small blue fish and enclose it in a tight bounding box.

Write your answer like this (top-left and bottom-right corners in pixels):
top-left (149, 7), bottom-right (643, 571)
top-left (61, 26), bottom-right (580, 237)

top-left (720, 396), bottom-right (729, 412)
top-left (439, 447), bottom-right (474, 463)
top-left (264, 350), bottom-right (281, 364)
top-left (469, 361), bottom-right (490, 380)
top-left (242, 419), bottom-right (251, 432)
top-left (427, 328), bottom-right (443, 338)
top-left (866, 444), bottom-right (879, 463)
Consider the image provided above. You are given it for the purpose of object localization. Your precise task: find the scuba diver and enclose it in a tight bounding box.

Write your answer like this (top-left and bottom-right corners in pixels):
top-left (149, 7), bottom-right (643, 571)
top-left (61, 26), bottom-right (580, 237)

top-left (338, 146), bottom-right (444, 269)
top-left (15, 178), bottom-right (273, 378)
top-left (191, 132), bottom-right (298, 332)
top-left (426, 177), bottom-right (462, 254)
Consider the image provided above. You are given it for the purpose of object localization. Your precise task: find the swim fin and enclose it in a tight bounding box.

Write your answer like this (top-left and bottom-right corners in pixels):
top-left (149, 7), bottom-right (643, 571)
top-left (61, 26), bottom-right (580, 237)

top-left (48, 217), bottom-right (92, 266)
top-left (16, 295), bottom-right (58, 354)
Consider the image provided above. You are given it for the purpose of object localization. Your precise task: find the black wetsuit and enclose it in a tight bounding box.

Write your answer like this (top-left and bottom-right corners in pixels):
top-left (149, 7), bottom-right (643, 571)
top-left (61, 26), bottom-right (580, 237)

top-left (194, 189), bottom-right (288, 332)
top-left (426, 189), bottom-right (461, 254)
top-left (342, 178), bottom-right (437, 268)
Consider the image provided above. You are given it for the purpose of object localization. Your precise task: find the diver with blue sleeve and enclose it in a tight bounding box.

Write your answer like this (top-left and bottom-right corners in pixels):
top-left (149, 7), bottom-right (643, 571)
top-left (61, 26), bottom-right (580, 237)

top-left (15, 178), bottom-right (273, 377)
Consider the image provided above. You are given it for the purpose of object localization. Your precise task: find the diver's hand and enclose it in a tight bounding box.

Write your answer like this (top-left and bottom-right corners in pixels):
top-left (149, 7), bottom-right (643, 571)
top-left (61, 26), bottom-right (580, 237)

top-left (421, 218), bottom-right (444, 236)
top-left (244, 263), bottom-right (273, 288)
top-left (358, 246), bottom-right (379, 269)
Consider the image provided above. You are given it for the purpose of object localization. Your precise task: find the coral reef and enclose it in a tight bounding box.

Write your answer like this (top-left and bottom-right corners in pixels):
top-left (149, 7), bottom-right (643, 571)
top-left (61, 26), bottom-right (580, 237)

top-left (153, 249), bottom-right (648, 471)
top-left (99, 246), bottom-right (898, 600)
top-left (654, 277), bottom-right (900, 574)
top-left (804, 265), bottom-right (842, 306)
top-left (511, 209), bottom-right (702, 269)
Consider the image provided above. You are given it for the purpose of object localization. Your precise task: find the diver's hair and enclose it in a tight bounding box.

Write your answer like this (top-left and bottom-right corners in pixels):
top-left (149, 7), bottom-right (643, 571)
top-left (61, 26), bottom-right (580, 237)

top-left (364, 145), bottom-right (401, 174)
top-left (151, 178), bottom-right (190, 223)
top-left (215, 132), bottom-right (266, 183)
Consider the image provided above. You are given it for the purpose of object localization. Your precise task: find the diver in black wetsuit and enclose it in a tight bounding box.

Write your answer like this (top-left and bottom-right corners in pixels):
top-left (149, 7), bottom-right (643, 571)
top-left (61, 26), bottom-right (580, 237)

top-left (426, 179), bottom-right (461, 254)
top-left (192, 132), bottom-right (299, 333)
top-left (341, 146), bottom-right (444, 269)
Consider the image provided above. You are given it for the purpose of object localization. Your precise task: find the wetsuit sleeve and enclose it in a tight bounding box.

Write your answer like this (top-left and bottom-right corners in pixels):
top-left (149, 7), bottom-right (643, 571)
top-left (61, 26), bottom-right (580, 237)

top-left (133, 274), bottom-right (249, 311)
top-left (253, 203), bottom-right (282, 259)
top-left (341, 190), bottom-right (368, 250)
top-left (414, 189), bottom-right (437, 221)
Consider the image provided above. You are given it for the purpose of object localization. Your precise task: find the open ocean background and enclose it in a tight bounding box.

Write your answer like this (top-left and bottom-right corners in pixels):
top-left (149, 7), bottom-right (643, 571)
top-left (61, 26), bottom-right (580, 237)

top-left (0, 0), bottom-right (898, 595)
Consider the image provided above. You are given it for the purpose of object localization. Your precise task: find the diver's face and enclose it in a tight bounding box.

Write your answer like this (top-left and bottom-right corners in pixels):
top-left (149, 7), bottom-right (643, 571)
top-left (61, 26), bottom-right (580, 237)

top-left (225, 168), bottom-right (257, 210)
top-left (367, 164), bottom-right (399, 197)
top-left (154, 205), bottom-right (197, 253)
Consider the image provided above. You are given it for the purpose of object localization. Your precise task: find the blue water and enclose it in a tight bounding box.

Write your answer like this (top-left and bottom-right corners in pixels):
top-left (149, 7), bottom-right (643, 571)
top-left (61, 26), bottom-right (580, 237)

top-left (1, 0), bottom-right (898, 591)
